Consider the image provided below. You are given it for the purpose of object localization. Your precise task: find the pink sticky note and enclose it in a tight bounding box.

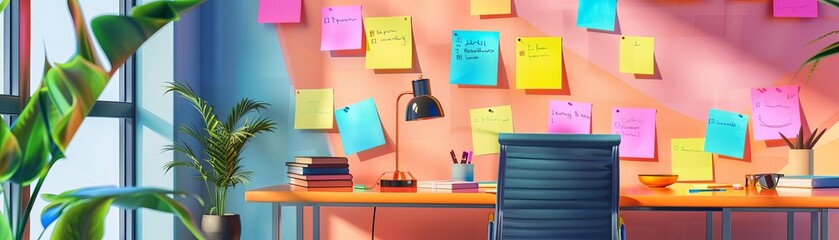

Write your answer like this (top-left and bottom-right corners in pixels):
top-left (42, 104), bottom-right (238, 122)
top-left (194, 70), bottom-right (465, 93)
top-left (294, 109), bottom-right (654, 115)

top-left (547, 101), bottom-right (592, 134)
top-left (611, 107), bottom-right (656, 158)
top-left (258, 0), bottom-right (302, 23)
top-left (773, 0), bottom-right (817, 18)
top-left (750, 85), bottom-right (801, 140)
top-left (321, 6), bottom-right (363, 51)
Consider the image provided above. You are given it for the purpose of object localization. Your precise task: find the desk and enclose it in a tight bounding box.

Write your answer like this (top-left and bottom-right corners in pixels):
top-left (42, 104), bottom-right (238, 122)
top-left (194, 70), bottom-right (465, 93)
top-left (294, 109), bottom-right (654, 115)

top-left (245, 184), bottom-right (839, 240)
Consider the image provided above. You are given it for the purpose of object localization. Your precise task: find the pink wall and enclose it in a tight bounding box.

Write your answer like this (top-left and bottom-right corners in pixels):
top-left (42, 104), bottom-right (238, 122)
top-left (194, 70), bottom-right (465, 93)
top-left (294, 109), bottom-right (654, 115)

top-left (275, 0), bottom-right (839, 239)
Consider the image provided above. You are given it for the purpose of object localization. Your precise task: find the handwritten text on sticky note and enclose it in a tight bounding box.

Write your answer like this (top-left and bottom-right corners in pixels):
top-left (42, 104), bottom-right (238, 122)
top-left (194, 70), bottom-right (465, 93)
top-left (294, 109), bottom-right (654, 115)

top-left (364, 16), bottom-right (413, 69)
top-left (548, 101), bottom-right (592, 134)
top-left (294, 89), bottom-right (334, 129)
top-left (335, 98), bottom-right (386, 155)
top-left (471, 105), bottom-right (514, 155)
top-left (516, 37), bottom-right (563, 89)
top-left (450, 30), bottom-right (499, 86)
top-left (750, 85), bottom-right (801, 140)
top-left (611, 107), bottom-right (656, 158)
top-left (470, 0), bottom-right (511, 15)
top-left (321, 6), bottom-right (363, 51)
top-left (577, 0), bottom-right (618, 31)
top-left (704, 109), bottom-right (749, 159)
top-left (258, 0), bottom-right (301, 23)
top-left (774, 0), bottom-right (817, 18)
top-left (619, 36), bottom-right (655, 75)
top-left (671, 138), bottom-right (714, 182)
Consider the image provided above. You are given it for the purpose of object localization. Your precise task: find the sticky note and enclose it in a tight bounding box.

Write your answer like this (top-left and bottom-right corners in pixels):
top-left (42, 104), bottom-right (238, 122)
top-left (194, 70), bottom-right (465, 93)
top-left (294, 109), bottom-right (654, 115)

top-left (257, 0), bottom-right (301, 23)
top-left (750, 85), bottom-right (801, 140)
top-left (516, 37), bottom-right (563, 89)
top-left (321, 6), bottom-right (363, 51)
top-left (576, 0), bottom-right (618, 31)
top-left (704, 109), bottom-right (749, 159)
top-left (470, 0), bottom-right (511, 15)
top-left (671, 138), bottom-right (714, 182)
top-left (335, 98), bottom-right (386, 155)
top-left (547, 101), bottom-right (592, 134)
top-left (450, 31), bottom-right (500, 86)
top-left (619, 36), bottom-right (655, 75)
top-left (470, 105), bottom-right (514, 155)
top-left (364, 16), bottom-right (413, 69)
top-left (611, 107), bottom-right (656, 158)
top-left (294, 89), bottom-right (334, 129)
top-left (774, 0), bottom-right (817, 18)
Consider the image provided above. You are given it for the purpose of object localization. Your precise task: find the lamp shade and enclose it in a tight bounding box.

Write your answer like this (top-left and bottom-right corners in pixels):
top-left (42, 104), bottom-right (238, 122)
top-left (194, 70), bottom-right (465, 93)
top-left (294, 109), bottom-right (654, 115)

top-left (405, 79), bottom-right (444, 121)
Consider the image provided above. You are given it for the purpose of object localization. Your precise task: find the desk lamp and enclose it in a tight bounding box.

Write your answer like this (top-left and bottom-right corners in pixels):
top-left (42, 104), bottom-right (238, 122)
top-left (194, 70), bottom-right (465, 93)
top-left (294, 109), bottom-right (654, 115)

top-left (379, 76), bottom-right (445, 188)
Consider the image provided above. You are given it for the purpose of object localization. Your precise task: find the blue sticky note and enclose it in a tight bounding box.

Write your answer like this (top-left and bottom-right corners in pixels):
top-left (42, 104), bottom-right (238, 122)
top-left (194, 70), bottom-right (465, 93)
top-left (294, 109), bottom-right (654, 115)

top-left (577, 0), bottom-right (617, 31)
top-left (704, 109), bottom-right (749, 159)
top-left (450, 30), bottom-right (500, 86)
top-left (335, 98), bottom-right (386, 155)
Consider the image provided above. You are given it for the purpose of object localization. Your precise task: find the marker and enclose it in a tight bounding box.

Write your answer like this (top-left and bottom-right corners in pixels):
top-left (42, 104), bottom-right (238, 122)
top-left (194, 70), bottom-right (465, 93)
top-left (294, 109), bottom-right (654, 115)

top-left (467, 151), bottom-right (473, 164)
top-left (460, 151), bottom-right (468, 164)
top-left (688, 188), bottom-right (726, 193)
top-left (449, 150), bottom-right (459, 164)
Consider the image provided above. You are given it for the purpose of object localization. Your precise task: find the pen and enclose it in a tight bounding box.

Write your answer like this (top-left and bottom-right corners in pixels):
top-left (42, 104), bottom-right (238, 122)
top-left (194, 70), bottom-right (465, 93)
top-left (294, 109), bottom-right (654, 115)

top-left (460, 151), bottom-right (468, 164)
top-left (450, 150), bottom-right (459, 164)
top-left (467, 151), bottom-right (473, 164)
top-left (688, 188), bottom-right (726, 193)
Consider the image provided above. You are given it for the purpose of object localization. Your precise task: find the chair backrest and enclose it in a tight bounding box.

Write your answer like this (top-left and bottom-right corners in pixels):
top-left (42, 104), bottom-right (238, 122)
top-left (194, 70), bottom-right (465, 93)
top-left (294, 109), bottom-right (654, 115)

top-left (495, 133), bottom-right (621, 240)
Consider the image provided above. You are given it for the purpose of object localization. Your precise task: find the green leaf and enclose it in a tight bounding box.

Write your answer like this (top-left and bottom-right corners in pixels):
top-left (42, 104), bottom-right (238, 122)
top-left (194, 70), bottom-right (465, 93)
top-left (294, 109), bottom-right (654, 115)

top-left (92, 0), bottom-right (205, 75)
top-left (819, 0), bottom-right (839, 9)
top-left (50, 198), bottom-right (113, 240)
top-left (45, 56), bottom-right (109, 152)
top-left (0, 209), bottom-right (11, 240)
top-left (0, 116), bottom-right (20, 182)
top-left (803, 40), bottom-right (839, 66)
top-left (67, 0), bottom-right (101, 66)
top-left (0, 0), bottom-right (8, 14)
top-left (10, 88), bottom-right (51, 185)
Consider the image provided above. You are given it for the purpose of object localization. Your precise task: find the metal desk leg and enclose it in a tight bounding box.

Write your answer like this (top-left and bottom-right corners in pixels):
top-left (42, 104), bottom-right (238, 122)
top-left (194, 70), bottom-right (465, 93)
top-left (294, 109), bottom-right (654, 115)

top-left (788, 212), bottom-right (795, 240)
top-left (313, 205), bottom-right (320, 240)
top-left (820, 209), bottom-right (828, 240)
top-left (297, 205), bottom-right (304, 240)
top-left (812, 212), bottom-right (819, 240)
top-left (722, 208), bottom-right (731, 240)
top-left (273, 203), bottom-right (282, 240)
top-left (706, 211), bottom-right (713, 240)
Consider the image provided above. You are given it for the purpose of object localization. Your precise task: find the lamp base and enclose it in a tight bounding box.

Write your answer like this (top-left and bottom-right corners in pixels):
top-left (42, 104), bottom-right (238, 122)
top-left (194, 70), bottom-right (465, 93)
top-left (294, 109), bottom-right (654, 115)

top-left (378, 171), bottom-right (416, 188)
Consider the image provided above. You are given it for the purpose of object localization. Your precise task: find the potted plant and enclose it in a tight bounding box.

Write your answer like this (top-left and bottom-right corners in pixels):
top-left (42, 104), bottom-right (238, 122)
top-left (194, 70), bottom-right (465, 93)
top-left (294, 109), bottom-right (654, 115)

top-left (163, 82), bottom-right (276, 240)
top-left (801, 0), bottom-right (839, 81)
top-left (0, 0), bottom-right (208, 239)
top-left (779, 127), bottom-right (827, 175)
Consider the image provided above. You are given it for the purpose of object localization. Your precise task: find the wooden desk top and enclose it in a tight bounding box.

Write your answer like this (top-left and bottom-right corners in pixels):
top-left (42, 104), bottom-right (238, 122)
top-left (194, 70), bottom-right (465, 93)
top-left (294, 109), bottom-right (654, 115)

top-left (245, 184), bottom-right (839, 208)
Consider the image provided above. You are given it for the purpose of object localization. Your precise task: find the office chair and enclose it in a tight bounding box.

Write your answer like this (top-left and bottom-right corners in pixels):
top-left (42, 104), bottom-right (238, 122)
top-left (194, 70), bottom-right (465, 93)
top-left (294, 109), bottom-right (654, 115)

top-left (490, 133), bottom-right (622, 240)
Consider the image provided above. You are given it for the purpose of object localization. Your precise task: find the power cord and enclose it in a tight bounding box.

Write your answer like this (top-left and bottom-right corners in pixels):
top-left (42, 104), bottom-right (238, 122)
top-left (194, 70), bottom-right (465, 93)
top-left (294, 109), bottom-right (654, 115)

top-left (371, 207), bottom-right (378, 240)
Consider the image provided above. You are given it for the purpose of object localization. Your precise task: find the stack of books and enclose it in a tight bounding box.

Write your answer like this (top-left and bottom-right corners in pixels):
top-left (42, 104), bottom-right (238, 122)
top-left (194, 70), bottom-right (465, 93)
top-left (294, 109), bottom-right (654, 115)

top-left (418, 180), bottom-right (480, 193)
top-left (287, 156), bottom-right (353, 188)
top-left (777, 175), bottom-right (839, 189)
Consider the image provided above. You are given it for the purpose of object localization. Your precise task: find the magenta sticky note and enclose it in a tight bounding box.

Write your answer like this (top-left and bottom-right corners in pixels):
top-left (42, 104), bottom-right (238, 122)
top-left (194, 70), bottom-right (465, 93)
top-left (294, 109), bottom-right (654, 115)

top-left (750, 85), bottom-right (801, 140)
top-left (258, 0), bottom-right (302, 23)
top-left (773, 0), bottom-right (818, 18)
top-left (547, 101), bottom-right (592, 134)
top-left (321, 6), bottom-right (363, 51)
top-left (611, 107), bottom-right (657, 158)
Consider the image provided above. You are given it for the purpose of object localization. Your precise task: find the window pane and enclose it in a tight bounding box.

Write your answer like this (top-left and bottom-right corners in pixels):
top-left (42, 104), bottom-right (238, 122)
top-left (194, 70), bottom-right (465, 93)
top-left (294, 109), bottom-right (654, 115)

top-left (30, 117), bottom-right (121, 240)
top-left (1, 6), bottom-right (6, 95)
top-left (30, 0), bottom-right (121, 101)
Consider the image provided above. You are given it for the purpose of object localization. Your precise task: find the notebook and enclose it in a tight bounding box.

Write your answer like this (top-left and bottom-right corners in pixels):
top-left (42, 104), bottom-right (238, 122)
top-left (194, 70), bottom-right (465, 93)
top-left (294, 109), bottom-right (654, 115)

top-left (777, 176), bottom-right (839, 189)
top-left (417, 180), bottom-right (479, 189)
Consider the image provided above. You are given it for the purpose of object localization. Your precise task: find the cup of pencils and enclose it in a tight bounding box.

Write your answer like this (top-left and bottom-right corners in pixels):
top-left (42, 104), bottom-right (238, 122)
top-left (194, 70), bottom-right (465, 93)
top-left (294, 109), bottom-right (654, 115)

top-left (779, 127), bottom-right (826, 175)
top-left (450, 150), bottom-right (474, 182)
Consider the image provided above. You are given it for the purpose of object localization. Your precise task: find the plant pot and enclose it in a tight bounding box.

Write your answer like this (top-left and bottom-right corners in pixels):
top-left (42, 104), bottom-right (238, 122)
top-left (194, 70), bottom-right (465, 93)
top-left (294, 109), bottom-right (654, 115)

top-left (202, 214), bottom-right (241, 240)
top-left (781, 149), bottom-right (814, 175)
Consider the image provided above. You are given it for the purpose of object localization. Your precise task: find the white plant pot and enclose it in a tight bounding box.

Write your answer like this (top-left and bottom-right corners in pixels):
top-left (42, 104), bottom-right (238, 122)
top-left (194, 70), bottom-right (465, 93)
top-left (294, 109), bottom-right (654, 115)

top-left (781, 149), bottom-right (814, 175)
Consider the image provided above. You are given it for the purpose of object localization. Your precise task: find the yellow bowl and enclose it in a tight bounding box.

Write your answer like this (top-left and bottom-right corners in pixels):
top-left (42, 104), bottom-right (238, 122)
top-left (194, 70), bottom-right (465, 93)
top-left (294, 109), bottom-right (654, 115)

top-left (638, 174), bottom-right (678, 188)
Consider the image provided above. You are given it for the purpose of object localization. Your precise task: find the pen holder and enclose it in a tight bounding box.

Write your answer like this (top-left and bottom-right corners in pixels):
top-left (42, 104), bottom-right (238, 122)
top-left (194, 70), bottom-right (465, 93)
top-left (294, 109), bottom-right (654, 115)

top-left (451, 164), bottom-right (474, 182)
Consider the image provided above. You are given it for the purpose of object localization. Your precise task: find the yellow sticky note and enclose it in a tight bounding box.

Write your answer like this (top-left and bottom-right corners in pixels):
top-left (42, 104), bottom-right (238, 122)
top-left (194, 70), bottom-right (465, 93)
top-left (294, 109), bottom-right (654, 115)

top-left (294, 89), bottom-right (334, 129)
top-left (364, 16), bottom-right (413, 69)
top-left (470, 0), bottom-right (511, 15)
top-left (671, 138), bottom-right (714, 182)
top-left (619, 36), bottom-right (655, 75)
top-left (515, 37), bottom-right (563, 89)
top-left (470, 105), bottom-right (514, 155)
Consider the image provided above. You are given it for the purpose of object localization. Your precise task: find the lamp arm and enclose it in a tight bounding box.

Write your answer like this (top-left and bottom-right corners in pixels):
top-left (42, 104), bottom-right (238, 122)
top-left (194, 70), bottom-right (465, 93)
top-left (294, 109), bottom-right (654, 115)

top-left (395, 91), bottom-right (414, 172)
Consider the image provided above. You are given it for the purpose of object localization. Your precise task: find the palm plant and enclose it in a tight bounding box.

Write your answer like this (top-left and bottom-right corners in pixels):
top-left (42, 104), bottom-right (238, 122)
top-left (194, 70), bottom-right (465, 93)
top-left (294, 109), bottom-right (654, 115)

top-left (0, 0), bottom-right (207, 239)
top-left (802, 0), bottom-right (839, 81)
top-left (163, 82), bottom-right (276, 216)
